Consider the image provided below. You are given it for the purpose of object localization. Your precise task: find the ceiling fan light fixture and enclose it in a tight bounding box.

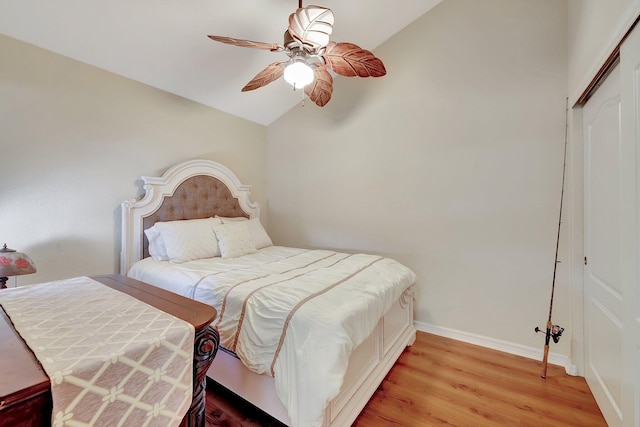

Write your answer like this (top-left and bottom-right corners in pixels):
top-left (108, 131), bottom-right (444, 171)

top-left (283, 59), bottom-right (314, 89)
top-left (208, 4), bottom-right (386, 106)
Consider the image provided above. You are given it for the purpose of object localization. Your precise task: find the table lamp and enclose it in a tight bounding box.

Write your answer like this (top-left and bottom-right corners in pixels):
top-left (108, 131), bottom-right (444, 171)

top-left (0, 244), bottom-right (37, 289)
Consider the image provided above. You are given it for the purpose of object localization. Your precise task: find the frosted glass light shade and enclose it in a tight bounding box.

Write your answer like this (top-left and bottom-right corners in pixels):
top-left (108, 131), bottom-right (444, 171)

top-left (283, 61), bottom-right (314, 89)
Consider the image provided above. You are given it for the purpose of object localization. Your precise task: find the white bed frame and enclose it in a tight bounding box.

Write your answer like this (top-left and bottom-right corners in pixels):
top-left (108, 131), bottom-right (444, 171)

top-left (120, 159), bottom-right (416, 426)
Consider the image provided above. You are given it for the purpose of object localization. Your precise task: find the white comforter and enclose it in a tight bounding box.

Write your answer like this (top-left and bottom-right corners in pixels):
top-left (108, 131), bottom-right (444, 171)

top-left (129, 246), bottom-right (415, 427)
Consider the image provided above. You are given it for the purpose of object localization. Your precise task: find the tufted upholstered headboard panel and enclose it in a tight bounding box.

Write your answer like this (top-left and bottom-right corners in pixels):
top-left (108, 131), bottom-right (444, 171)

top-left (141, 175), bottom-right (249, 259)
top-left (121, 159), bottom-right (260, 275)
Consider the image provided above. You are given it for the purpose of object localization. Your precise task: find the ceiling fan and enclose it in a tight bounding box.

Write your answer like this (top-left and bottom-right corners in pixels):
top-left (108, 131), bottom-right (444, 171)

top-left (207, 1), bottom-right (386, 107)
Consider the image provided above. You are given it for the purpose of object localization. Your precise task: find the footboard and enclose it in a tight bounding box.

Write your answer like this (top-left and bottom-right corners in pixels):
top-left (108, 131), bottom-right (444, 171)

top-left (328, 288), bottom-right (416, 426)
top-left (207, 288), bottom-right (415, 426)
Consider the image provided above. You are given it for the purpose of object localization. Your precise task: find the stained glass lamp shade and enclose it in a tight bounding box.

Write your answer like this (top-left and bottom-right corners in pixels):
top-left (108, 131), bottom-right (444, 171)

top-left (0, 244), bottom-right (36, 289)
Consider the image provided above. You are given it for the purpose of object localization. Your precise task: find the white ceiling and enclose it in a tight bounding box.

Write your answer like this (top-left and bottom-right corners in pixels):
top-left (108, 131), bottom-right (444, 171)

top-left (0, 0), bottom-right (442, 125)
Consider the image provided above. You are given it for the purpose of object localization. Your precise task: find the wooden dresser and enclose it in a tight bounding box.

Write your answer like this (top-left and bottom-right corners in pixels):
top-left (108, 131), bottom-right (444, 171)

top-left (0, 274), bottom-right (219, 427)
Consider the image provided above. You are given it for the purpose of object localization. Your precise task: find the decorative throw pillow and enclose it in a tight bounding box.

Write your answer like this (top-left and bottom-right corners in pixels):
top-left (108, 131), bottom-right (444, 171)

top-left (144, 225), bottom-right (169, 261)
top-left (217, 216), bottom-right (273, 249)
top-left (154, 217), bottom-right (222, 263)
top-left (212, 221), bottom-right (257, 259)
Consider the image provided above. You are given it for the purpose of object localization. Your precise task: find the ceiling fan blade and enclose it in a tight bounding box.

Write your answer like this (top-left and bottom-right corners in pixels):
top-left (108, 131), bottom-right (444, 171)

top-left (288, 6), bottom-right (334, 50)
top-left (304, 67), bottom-right (333, 107)
top-left (208, 35), bottom-right (283, 51)
top-left (322, 42), bottom-right (387, 77)
top-left (241, 62), bottom-right (285, 92)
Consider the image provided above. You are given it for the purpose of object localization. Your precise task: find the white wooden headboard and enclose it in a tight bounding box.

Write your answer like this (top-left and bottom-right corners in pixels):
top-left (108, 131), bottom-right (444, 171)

top-left (120, 159), bottom-right (260, 274)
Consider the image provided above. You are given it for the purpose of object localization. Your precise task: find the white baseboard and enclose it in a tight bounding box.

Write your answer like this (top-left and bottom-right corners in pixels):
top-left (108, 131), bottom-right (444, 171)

top-left (415, 321), bottom-right (578, 376)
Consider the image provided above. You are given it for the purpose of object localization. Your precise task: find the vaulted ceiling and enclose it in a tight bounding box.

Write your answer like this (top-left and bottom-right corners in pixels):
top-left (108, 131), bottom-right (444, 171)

top-left (0, 0), bottom-right (442, 125)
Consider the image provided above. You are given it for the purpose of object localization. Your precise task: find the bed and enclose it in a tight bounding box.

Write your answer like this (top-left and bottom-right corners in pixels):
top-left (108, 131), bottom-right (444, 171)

top-left (120, 159), bottom-right (417, 427)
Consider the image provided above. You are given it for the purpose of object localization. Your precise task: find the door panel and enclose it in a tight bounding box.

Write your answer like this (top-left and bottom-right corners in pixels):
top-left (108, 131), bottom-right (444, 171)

top-left (583, 63), bottom-right (623, 426)
top-left (583, 22), bottom-right (640, 426)
top-left (619, 23), bottom-right (640, 427)
top-left (586, 96), bottom-right (621, 296)
top-left (587, 296), bottom-right (623, 415)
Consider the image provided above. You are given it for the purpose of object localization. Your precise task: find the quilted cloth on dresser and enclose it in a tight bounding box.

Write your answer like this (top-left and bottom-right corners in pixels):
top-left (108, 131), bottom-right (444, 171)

top-left (0, 276), bottom-right (194, 427)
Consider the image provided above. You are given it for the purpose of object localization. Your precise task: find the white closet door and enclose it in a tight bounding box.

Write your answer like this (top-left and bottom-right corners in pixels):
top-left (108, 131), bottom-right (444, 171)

top-left (583, 63), bottom-right (623, 426)
top-left (583, 22), bottom-right (640, 427)
top-left (619, 23), bottom-right (640, 427)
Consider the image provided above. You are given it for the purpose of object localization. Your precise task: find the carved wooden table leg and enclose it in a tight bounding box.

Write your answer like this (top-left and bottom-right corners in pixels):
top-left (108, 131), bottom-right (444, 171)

top-left (181, 325), bottom-right (219, 427)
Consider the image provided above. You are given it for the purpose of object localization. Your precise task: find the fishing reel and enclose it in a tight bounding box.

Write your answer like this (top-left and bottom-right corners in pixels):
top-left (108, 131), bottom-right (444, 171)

top-left (535, 324), bottom-right (564, 343)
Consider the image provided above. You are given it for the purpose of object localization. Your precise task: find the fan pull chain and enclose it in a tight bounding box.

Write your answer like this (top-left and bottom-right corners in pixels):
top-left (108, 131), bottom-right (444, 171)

top-left (290, 82), bottom-right (306, 106)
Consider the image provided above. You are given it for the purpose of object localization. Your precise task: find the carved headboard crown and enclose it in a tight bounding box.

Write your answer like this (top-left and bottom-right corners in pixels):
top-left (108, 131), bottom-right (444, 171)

top-left (120, 159), bottom-right (260, 274)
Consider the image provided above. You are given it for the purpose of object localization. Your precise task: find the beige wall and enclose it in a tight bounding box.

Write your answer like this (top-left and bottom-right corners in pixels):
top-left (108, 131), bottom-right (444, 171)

top-left (267, 0), bottom-right (570, 354)
top-left (0, 34), bottom-right (267, 285)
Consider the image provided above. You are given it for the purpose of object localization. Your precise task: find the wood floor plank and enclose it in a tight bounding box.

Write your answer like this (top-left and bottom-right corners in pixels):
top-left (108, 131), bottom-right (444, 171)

top-left (206, 332), bottom-right (606, 426)
top-left (390, 350), bottom-right (601, 424)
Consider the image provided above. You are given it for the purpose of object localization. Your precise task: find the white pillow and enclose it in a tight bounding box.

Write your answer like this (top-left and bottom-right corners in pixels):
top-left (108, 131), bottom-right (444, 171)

top-left (144, 225), bottom-right (169, 261)
top-left (154, 217), bottom-right (222, 263)
top-left (217, 216), bottom-right (273, 249)
top-left (248, 219), bottom-right (273, 249)
top-left (216, 215), bottom-right (248, 223)
top-left (212, 221), bottom-right (257, 259)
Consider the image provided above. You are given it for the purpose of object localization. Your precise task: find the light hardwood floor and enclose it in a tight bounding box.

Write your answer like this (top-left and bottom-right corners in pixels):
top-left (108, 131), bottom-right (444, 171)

top-left (205, 331), bottom-right (606, 426)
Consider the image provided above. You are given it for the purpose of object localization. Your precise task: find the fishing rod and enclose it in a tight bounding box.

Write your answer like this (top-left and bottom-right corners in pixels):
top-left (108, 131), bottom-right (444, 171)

top-left (534, 98), bottom-right (568, 379)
